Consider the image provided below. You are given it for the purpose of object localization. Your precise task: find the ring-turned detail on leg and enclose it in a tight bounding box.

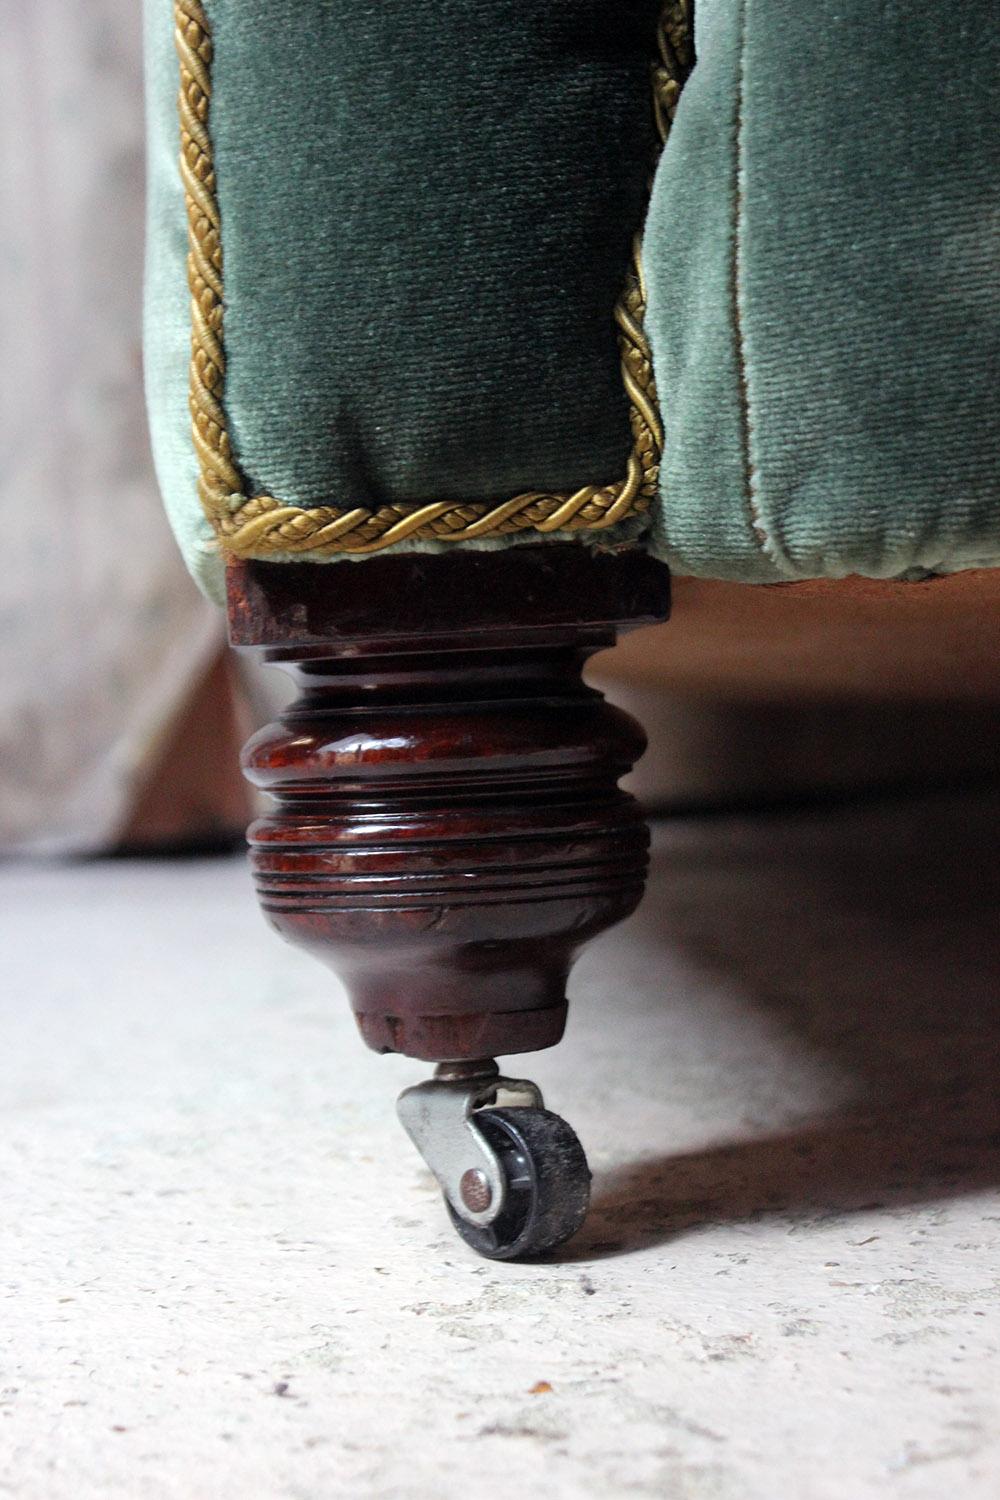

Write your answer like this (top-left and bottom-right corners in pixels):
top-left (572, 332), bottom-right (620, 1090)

top-left (228, 545), bottom-right (668, 1256)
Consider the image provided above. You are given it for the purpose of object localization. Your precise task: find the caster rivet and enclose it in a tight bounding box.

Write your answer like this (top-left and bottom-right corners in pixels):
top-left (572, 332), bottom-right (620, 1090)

top-left (459, 1168), bottom-right (493, 1214)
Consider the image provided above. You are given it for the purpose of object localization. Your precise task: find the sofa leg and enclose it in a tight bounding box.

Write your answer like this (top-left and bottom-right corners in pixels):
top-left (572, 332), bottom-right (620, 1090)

top-left (242, 634), bottom-right (649, 1056)
top-left (226, 546), bottom-right (668, 1255)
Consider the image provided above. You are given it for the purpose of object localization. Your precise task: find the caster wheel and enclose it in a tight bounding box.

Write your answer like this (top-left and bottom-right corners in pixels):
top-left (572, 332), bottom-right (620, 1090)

top-left (446, 1107), bottom-right (591, 1261)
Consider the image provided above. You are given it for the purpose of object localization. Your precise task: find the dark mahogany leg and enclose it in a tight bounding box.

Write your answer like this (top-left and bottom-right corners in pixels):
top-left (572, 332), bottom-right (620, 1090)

top-left (243, 638), bottom-right (650, 1059)
top-left (227, 545), bottom-right (669, 1256)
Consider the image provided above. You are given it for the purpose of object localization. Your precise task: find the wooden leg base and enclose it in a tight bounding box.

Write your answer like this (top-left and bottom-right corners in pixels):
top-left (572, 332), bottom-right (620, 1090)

top-left (241, 641), bottom-right (648, 1061)
top-left (228, 547), bottom-right (669, 1065)
top-left (355, 1003), bottom-right (566, 1062)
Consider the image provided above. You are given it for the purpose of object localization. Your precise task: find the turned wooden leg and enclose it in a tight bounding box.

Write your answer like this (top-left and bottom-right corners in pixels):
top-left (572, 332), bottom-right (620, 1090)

top-left (228, 545), bottom-right (668, 1061)
top-left (227, 545), bottom-right (669, 1256)
top-left (243, 637), bottom-right (648, 1060)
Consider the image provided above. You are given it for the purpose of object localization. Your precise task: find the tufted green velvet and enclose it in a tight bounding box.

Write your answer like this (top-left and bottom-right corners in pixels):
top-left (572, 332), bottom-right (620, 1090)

top-left (144, 0), bottom-right (659, 598)
top-left (645, 0), bottom-right (1000, 582)
top-left (212, 0), bottom-right (656, 509)
top-left (145, 0), bottom-right (1000, 598)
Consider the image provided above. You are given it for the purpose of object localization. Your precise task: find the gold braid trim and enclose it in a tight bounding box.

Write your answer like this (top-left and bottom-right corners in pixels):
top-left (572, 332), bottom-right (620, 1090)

top-left (174, 0), bottom-right (692, 557)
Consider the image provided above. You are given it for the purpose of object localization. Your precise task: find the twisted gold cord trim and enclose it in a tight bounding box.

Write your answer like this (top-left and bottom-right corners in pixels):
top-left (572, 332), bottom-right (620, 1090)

top-left (174, 0), bottom-right (691, 557)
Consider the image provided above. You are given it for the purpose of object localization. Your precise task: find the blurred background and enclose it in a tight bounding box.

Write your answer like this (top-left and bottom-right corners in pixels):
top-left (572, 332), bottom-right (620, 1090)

top-left (1, 2), bottom-right (244, 855)
top-left (2, 2), bottom-right (999, 859)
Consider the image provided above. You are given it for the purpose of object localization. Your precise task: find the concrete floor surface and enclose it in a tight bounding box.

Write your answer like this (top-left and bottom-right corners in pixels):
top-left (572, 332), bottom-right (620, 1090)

top-left (3, 788), bottom-right (999, 1498)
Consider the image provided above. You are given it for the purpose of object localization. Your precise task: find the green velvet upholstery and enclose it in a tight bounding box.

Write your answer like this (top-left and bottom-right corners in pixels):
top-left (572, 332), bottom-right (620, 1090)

top-left (645, 0), bottom-right (1000, 582)
top-left (145, 0), bottom-right (1000, 598)
top-left (212, 0), bottom-right (656, 509)
top-left (144, 0), bottom-right (659, 599)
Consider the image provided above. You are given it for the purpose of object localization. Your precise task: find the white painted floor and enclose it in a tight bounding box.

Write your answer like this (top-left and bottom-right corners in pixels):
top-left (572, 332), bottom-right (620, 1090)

top-left (3, 788), bottom-right (999, 1498)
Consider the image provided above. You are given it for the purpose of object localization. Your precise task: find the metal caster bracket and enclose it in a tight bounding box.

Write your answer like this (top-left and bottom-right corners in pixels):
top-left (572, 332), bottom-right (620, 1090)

top-left (396, 1060), bottom-right (543, 1228)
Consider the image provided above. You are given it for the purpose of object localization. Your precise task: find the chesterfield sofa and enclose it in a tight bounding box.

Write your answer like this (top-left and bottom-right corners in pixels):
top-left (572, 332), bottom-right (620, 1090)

top-left (144, 0), bottom-right (999, 1257)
